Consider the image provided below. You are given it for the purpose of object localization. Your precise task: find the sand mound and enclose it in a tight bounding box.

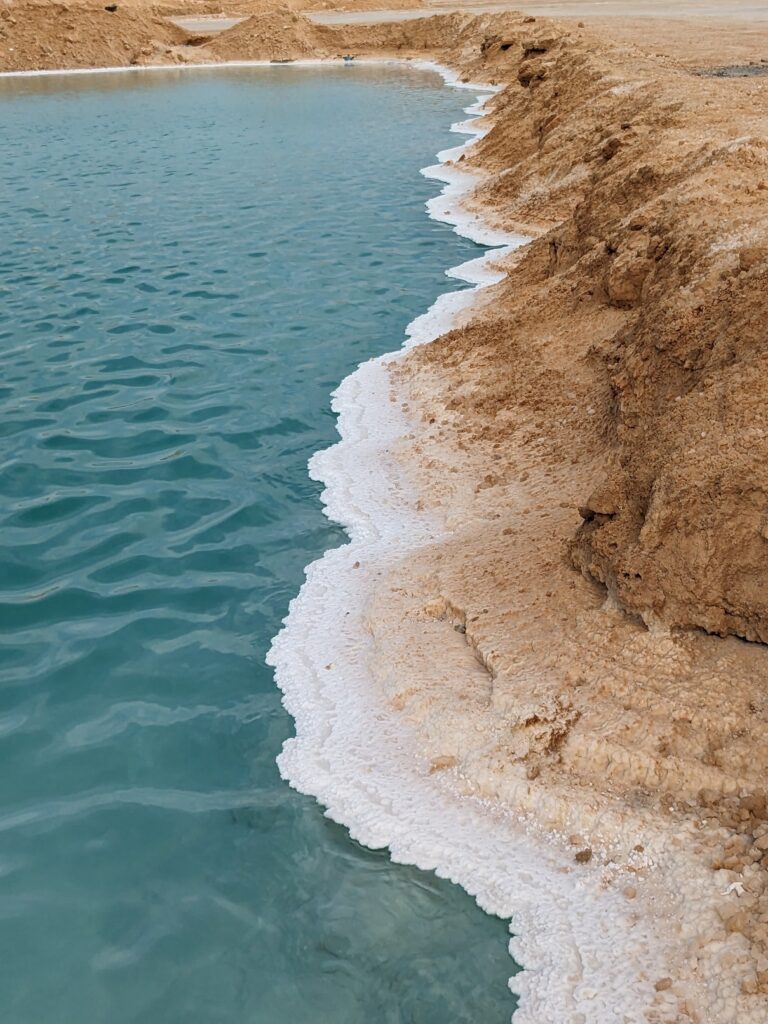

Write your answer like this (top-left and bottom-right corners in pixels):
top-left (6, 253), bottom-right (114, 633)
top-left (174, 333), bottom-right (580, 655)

top-left (207, 6), bottom-right (325, 60)
top-left (0, 1), bottom-right (187, 70)
top-left (313, 12), bottom-right (515, 60)
top-left (228, 0), bottom-right (423, 11)
top-left (208, 10), bottom-right (516, 63)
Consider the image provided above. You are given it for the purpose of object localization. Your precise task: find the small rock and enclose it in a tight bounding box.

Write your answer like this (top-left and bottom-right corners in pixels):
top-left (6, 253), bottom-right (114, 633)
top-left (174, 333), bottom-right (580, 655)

top-left (699, 788), bottom-right (720, 806)
top-left (605, 251), bottom-right (653, 307)
top-left (742, 972), bottom-right (759, 995)
top-left (741, 794), bottom-right (766, 817)
top-left (740, 245), bottom-right (768, 272)
top-left (725, 910), bottom-right (749, 933)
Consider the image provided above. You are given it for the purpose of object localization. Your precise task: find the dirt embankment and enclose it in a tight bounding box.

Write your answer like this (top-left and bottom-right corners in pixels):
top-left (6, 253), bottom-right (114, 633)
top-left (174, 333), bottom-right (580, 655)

top-left (203, 5), bottom-right (323, 59)
top-left (206, 8), bottom-right (493, 61)
top-left (372, 14), bottom-right (768, 1013)
top-left (458, 25), bottom-right (768, 644)
top-left (0, 1), bottom-right (192, 70)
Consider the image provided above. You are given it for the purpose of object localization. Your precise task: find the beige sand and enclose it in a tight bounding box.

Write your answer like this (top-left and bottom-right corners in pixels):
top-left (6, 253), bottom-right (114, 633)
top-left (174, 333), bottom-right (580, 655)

top-left (376, 14), bottom-right (768, 1017)
top-left (309, 0), bottom-right (768, 65)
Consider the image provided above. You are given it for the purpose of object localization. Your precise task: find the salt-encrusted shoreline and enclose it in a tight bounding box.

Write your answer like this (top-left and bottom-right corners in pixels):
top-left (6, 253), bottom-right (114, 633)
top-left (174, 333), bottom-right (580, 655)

top-left (0, 55), bottom-right (715, 1018)
top-left (3, 40), bottom-right (763, 1021)
top-left (267, 73), bottom-right (698, 1022)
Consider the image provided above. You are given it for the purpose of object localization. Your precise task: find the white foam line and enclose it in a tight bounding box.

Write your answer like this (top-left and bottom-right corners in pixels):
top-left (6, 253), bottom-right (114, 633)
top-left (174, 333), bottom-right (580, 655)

top-left (0, 58), bottom-right (337, 79)
top-left (0, 56), bottom-right (504, 83)
top-left (267, 68), bottom-right (692, 1023)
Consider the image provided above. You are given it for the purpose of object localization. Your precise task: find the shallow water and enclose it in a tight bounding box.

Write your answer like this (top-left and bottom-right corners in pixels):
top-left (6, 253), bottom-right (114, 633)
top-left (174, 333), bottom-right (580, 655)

top-left (700, 63), bottom-right (768, 77)
top-left (0, 66), bottom-right (518, 1023)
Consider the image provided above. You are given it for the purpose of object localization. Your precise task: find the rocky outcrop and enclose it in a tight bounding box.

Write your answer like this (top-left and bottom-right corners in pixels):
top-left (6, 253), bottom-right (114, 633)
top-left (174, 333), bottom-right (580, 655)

top-left (422, 19), bottom-right (768, 643)
top-left (569, 144), bottom-right (768, 641)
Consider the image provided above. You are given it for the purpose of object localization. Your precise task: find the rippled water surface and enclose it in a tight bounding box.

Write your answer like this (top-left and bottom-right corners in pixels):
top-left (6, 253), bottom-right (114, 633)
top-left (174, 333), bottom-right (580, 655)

top-left (0, 66), bottom-right (517, 1023)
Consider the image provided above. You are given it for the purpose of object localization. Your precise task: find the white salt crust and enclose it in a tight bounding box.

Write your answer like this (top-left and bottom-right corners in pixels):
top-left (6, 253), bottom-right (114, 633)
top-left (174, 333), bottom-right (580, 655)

top-left (268, 68), bottom-right (698, 1023)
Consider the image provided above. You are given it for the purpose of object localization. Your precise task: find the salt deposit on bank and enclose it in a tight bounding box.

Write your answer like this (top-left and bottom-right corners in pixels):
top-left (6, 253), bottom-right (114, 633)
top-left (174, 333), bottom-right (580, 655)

top-left (267, 71), bottom-right (694, 1023)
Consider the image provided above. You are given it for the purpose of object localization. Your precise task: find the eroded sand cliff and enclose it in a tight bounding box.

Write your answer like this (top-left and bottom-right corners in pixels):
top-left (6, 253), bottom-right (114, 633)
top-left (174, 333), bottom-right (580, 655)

top-left (380, 16), bottom-right (768, 1019)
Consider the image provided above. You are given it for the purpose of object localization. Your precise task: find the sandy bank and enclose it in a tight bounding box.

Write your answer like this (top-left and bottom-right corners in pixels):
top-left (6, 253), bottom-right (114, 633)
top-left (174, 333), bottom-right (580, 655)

top-left (251, 12), bottom-right (768, 1019)
top-left (378, 15), bottom-right (768, 1020)
top-left (0, 1), bottom-right (191, 70)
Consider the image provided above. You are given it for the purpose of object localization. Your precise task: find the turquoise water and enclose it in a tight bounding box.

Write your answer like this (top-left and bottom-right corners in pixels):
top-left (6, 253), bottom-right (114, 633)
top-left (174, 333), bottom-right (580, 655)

top-left (0, 66), bottom-right (517, 1023)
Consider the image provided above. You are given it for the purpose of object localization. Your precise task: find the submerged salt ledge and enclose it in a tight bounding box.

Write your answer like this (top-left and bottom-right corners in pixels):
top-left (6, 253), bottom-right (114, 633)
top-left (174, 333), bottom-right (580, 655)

top-left (267, 79), bottom-right (682, 1022)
